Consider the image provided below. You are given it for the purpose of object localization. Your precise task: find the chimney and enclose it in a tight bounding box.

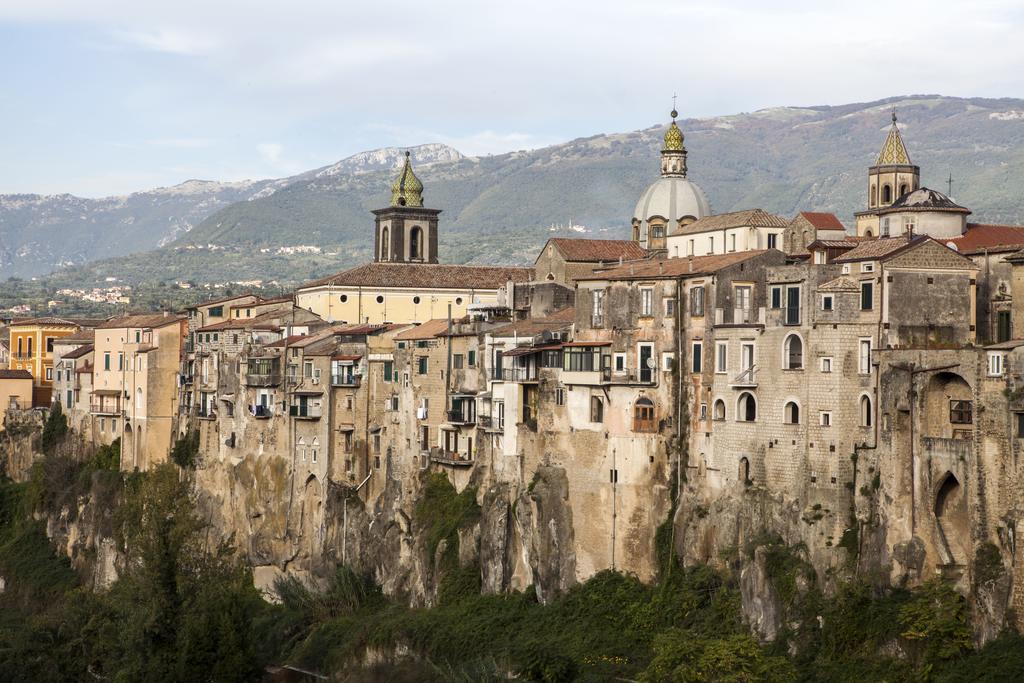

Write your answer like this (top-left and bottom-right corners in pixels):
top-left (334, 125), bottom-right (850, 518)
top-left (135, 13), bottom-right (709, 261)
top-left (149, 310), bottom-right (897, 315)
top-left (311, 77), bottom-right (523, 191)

top-left (688, 255), bottom-right (693, 273)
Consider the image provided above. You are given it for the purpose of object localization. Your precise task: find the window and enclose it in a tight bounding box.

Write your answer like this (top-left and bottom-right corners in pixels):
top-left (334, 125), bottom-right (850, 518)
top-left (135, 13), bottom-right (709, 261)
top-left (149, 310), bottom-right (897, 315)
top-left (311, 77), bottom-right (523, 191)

top-left (860, 395), bottom-right (873, 427)
top-left (563, 347), bottom-right (601, 372)
top-left (988, 352), bottom-right (1005, 377)
top-left (383, 360), bottom-right (393, 382)
top-left (881, 217), bottom-right (890, 237)
top-left (713, 399), bottom-right (726, 421)
top-left (950, 400), bottom-right (973, 425)
top-left (820, 411), bottom-right (832, 427)
top-left (700, 403), bottom-right (708, 420)
top-left (784, 285), bottom-right (800, 325)
top-left (665, 298), bottom-right (676, 316)
top-left (634, 397), bottom-right (656, 432)
top-left (591, 396), bottom-right (604, 423)
top-left (784, 401), bottom-right (800, 424)
top-left (208, 306), bottom-right (223, 317)
top-left (738, 392), bottom-right (756, 422)
top-left (784, 334), bottom-right (803, 370)
top-left (729, 234), bottom-right (736, 252)
top-left (592, 289), bottom-right (605, 326)
top-left (468, 350), bottom-right (476, 367)
top-left (905, 216), bottom-right (915, 234)
top-left (858, 339), bottom-right (872, 374)
top-left (767, 233), bottom-right (777, 249)
top-left (814, 251), bottom-right (826, 265)
top-left (118, 353), bottom-right (123, 371)
top-left (709, 236), bottom-right (714, 252)
top-left (453, 354), bottom-right (464, 369)
top-left (497, 401), bottom-right (505, 429)
top-left (417, 357), bottom-right (428, 375)
top-left (662, 352), bottom-right (674, 371)
top-left (304, 361), bottom-right (313, 378)
top-left (821, 295), bottom-right (833, 311)
top-left (46, 337), bottom-right (54, 353)
top-left (882, 184), bottom-right (892, 204)
top-left (104, 353), bottom-right (110, 371)
top-left (555, 387), bottom-right (565, 406)
top-left (861, 263), bottom-right (874, 273)
top-left (770, 287), bottom-right (782, 309)
top-left (614, 353), bottom-right (626, 372)
top-left (734, 285), bottom-right (752, 323)
top-left (821, 357), bottom-right (833, 373)
top-left (715, 342), bottom-right (728, 374)
top-left (1016, 412), bottom-right (1024, 438)
top-left (688, 239), bottom-right (695, 256)
top-left (691, 342), bottom-right (702, 373)
top-left (542, 349), bottom-right (562, 368)
top-left (640, 288), bottom-right (653, 316)
top-left (690, 286), bottom-right (705, 317)
top-left (45, 367), bottom-right (52, 381)
top-left (860, 282), bottom-right (873, 310)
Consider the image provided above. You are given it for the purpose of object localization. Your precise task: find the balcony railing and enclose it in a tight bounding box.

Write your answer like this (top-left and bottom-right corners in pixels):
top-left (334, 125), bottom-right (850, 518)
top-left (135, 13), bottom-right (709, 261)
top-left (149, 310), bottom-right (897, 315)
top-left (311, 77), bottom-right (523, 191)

top-left (783, 306), bottom-right (801, 326)
top-left (13, 353), bottom-right (33, 360)
top-left (491, 367), bottom-right (537, 382)
top-left (289, 404), bottom-right (322, 419)
top-left (730, 365), bottom-right (758, 388)
top-left (601, 368), bottom-right (656, 385)
top-left (248, 404), bottom-right (272, 419)
top-left (90, 401), bottom-right (122, 416)
top-left (430, 448), bottom-right (474, 468)
top-left (331, 374), bottom-right (361, 387)
top-left (197, 408), bottom-right (217, 420)
top-left (446, 409), bottom-right (475, 425)
top-left (245, 372), bottom-right (281, 387)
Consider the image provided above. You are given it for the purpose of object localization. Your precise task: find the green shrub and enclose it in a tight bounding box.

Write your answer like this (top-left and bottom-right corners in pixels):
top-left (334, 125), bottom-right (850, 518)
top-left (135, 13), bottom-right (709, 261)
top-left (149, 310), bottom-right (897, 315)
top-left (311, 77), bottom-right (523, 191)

top-left (170, 430), bottom-right (200, 469)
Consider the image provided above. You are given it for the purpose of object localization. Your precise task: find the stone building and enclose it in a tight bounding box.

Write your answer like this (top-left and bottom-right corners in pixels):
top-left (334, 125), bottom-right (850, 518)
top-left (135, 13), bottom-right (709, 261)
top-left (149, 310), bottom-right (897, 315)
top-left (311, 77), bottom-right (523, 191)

top-left (533, 237), bottom-right (647, 285)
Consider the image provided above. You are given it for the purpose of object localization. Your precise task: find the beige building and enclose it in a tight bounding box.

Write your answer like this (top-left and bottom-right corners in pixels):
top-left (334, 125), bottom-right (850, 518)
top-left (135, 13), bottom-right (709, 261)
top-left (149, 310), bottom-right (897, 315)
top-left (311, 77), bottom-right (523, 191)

top-left (0, 369), bottom-right (33, 423)
top-left (91, 313), bottom-right (186, 470)
top-left (665, 209), bottom-right (788, 259)
top-left (533, 237), bottom-right (648, 285)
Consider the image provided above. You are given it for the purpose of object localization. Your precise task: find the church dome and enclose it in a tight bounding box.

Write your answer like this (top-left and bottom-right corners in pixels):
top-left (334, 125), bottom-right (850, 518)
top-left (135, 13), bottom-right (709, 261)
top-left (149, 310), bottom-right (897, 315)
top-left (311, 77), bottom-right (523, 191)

top-left (390, 151), bottom-right (424, 207)
top-left (633, 176), bottom-right (711, 229)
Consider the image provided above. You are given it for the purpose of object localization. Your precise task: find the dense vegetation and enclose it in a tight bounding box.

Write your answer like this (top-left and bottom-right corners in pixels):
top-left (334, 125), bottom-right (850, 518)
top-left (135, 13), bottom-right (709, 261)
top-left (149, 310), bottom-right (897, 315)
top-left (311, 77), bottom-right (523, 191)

top-left (2, 451), bottom-right (1024, 681)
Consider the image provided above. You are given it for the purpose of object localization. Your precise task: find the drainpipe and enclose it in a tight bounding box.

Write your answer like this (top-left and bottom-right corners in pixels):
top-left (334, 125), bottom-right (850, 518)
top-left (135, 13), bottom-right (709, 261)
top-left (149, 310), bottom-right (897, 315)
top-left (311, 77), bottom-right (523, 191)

top-left (611, 446), bottom-right (617, 570)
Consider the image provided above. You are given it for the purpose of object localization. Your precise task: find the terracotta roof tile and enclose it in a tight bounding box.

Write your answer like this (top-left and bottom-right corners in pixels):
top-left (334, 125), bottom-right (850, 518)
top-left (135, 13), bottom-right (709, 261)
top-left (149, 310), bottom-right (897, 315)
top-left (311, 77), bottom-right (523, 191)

top-left (798, 212), bottom-right (846, 231)
top-left (545, 238), bottom-right (648, 263)
top-left (490, 310), bottom-right (576, 337)
top-left (10, 317), bottom-right (80, 327)
top-left (62, 343), bottom-right (94, 360)
top-left (300, 262), bottom-right (533, 291)
top-left (945, 223), bottom-right (1024, 255)
top-left (394, 319), bottom-right (451, 341)
top-left (583, 251), bottom-right (771, 281)
top-left (0, 369), bottom-right (32, 380)
top-left (677, 209), bottom-right (787, 235)
top-left (833, 236), bottom-right (915, 262)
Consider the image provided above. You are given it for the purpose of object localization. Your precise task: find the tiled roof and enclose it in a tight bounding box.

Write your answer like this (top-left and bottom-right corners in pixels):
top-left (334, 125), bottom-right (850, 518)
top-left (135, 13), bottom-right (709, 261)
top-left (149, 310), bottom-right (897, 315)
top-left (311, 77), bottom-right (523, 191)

top-left (879, 187), bottom-right (969, 214)
top-left (583, 251), bottom-right (770, 281)
top-left (265, 334), bottom-right (315, 348)
top-left (818, 277), bottom-right (859, 292)
top-left (946, 223), bottom-right (1024, 255)
top-left (10, 317), bottom-right (80, 327)
top-left (833, 236), bottom-right (915, 263)
top-left (807, 239), bottom-right (860, 250)
top-left (60, 329), bottom-right (96, 344)
top-left (98, 313), bottom-right (184, 329)
top-left (798, 212), bottom-right (846, 231)
top-left (187, 293), bottom-right (262, 310)
top-left (394, 318), bottom-right (452, 341)
top-left (677, 209), bottom-right (787, 235)
top-left (0, 369), bottom-right (32, 380)
top-left (300, 262), bottom-right (533, 290)
top-left (490, 309), bottom-right (576, 337)
top-left (545, 238), bottom-right (648, 263)
top-left (62, 343), bottom-right (94, 360)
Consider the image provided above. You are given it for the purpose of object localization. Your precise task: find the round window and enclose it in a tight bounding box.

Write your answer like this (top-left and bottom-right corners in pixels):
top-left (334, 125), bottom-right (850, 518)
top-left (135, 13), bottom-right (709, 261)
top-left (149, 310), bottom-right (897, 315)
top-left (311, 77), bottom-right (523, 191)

top-left (339, 294), bottom-right (348, 303)
top-left (376, 295), bottom-right (384, 304)
top-left (413, 296), bottom-right (421, 304)
top-left (455, 297), bottom-right (463, 305)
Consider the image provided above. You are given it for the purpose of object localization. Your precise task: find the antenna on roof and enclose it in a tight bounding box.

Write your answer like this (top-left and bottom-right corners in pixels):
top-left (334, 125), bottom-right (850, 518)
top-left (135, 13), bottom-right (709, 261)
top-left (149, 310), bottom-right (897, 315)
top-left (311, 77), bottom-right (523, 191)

top-left (947, 172), bottom-right (954, 197)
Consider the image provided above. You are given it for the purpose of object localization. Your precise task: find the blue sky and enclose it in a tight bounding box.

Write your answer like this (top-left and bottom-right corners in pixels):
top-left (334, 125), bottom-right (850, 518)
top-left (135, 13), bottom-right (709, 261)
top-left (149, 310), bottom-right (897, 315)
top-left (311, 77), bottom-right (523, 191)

top-left (2, 0), bottom-right (1022, 197)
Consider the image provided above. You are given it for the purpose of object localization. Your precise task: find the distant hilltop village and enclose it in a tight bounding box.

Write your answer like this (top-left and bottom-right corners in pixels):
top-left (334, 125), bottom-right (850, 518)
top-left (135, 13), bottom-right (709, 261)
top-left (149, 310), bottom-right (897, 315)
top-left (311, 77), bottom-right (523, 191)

top-left (8, 109), bottom-right (1024, 637)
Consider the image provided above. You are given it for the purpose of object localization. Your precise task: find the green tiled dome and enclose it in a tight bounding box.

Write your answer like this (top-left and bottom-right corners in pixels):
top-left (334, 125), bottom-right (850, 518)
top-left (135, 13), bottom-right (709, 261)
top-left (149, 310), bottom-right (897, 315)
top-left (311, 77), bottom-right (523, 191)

top-left (391, 152), bottom-right (424, 207)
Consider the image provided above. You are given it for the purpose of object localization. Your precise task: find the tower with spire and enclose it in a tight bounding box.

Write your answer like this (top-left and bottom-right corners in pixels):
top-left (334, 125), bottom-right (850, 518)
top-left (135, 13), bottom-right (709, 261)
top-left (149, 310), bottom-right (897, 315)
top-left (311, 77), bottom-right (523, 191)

top-left (373, 151), bottom-right (440, 264)
top-left (855, 107), bottom-right (921, 237)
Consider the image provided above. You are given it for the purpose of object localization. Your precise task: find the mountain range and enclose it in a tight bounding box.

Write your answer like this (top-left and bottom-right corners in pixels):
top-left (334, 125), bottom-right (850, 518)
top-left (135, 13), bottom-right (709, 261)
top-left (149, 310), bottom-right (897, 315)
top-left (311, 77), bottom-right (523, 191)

top-left (4, 94), bottom-right (1024, 288)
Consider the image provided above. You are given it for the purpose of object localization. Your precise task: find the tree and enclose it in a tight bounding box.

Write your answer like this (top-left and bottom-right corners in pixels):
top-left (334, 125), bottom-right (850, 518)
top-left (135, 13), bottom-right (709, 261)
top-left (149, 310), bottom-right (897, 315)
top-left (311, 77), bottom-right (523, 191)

top-left (39, 402), bottom-right (69, 454)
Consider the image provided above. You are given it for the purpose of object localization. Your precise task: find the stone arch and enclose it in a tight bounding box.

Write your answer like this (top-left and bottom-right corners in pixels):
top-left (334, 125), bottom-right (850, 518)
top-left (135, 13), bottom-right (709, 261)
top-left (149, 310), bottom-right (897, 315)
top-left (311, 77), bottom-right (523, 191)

top-left (136, 387), bottom-right (143, 411)
top-left (934, 471), bottom-right (969, 564)
top-left (922, 371), bottom-right (972, 439)
top-left (739, 457), bottom-right (751, 486)
top-left (713, 398), bottom-right (726, 421)
top-left (410, 226), bottom-right (423, 260)
top-left (899, 183), bottom-right (909, 198)
top-left (122, 423), bottom-right (135, 469)
top-left (380, 226), bottom-right (390, 260)
top-left (882, 184), bottom-right (892, 204)
top-left (784, 400), bottom-right (800, 424)
top-left (301, 474), bottom-right (324, 557)
top-left (860, 393), bottom-right (873, 427)
top-left (737, 392), bottom-right (756, 422)
top-left (783, 332), bottom-right (803, 369)
top-left (864, 229), bottom-right (873, 238)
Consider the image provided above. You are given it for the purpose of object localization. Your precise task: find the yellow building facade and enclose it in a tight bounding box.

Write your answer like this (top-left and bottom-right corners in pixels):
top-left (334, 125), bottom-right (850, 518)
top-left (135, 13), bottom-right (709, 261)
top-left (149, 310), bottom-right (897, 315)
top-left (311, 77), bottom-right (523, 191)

top-left (8, 317), bottom-right (83, 405)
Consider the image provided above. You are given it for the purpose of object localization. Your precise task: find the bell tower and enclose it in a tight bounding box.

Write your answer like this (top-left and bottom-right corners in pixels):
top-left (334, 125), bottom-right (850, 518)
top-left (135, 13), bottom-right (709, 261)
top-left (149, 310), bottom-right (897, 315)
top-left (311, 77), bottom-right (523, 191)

top-left (372, 152), bottom-right (440, 264)
top-left (855, 108), bottom-right (921, 237)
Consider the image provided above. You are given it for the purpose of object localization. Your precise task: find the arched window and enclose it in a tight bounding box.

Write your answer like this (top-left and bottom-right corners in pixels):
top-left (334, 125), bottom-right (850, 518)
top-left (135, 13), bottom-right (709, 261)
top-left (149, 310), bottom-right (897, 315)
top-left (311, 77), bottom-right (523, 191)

top-left (713, 399), bottom-right (726, 421)
top-left (860, 395), bottom-right (873, 427)
top-left (864, 229), bottom-right (873, 237)
top-left (633, 397), bottom-right (656, 432)
top-left (738, 392), bottom-right (756, 422)
top-left (898, 183), bottom-right (908, 198)
top-left (739, 457), bottom-right (751, 486)
top-left (783, 334), bottom-right (803, 370)
top-left (870, 185), bottom-right (877, 207)
top-left (882, 184), bottom-right (892, 204)
top-left (410, 226), bottom-right (423, 260)
top-left (380, 226), bottom-right (390, 260)
top-left (784, 401), bottom-right (800, 424)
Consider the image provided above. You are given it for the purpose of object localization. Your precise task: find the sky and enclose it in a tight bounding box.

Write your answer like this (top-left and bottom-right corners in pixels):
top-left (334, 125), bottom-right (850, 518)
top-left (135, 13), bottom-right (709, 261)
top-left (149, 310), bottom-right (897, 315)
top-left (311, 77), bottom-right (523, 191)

top-left (1, 0), bottom-right (1022, 197)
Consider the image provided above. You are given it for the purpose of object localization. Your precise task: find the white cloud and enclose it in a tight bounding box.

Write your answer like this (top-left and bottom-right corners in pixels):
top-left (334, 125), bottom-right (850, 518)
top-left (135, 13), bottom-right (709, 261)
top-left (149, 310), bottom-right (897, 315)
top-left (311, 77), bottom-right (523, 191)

top-left (112, 27), bottom-right (219, 56)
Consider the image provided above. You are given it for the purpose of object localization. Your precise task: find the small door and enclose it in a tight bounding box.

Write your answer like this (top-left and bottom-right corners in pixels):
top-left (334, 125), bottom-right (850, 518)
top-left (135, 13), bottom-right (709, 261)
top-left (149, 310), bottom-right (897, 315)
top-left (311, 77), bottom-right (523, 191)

top-left (786, 286), bottom-right (801, 325)
top-left (997, 311), bottom-right (1011, 343)
top-left (741, 343), bottom-right (755, 371)
top-left (639, 344), bottom-right (653, 383)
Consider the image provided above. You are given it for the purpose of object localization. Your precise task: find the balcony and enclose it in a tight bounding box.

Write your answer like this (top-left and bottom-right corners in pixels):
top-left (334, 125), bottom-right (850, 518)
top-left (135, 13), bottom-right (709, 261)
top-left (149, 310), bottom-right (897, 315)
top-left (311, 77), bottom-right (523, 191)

top-left (782, 306), bottom-right (801, 326)
top-left (289, 404), bottom-right (322, 420)
top-left (90, 401), bottom-right (122, 416)
top-left (430, 448), bottom-right (474, 468)
top-left (245, 372), bottom-right (282, 387)
top-left (602, 368), bottom-right (656, 385)
top-left (248, 404), bottom-right (273, 419)
top-left (180, 373), bottom-right (195, 385)
top-left (729, 365), bottom-right (758, 389)
top-left (197, 408), bottom-right (217, 420)
top-left (446, 409), bottom-right (475, 425)
top-left (491, 367), bottom-right (537, 383)
top-left (331, 374), bottom-right (362, 388)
